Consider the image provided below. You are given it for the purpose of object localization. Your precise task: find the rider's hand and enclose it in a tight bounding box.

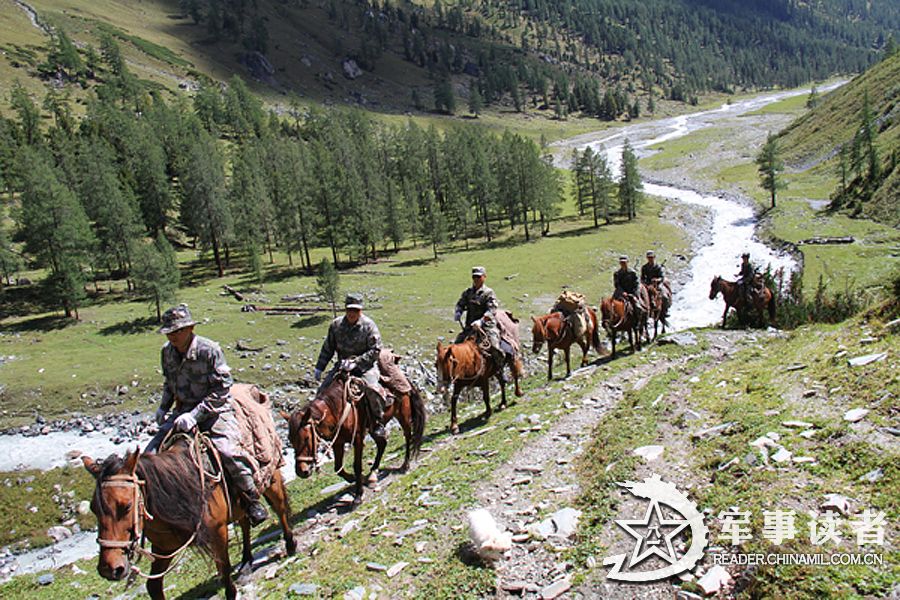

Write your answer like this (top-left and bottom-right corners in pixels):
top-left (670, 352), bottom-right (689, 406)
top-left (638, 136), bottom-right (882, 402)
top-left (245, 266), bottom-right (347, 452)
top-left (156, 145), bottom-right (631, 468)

top-left (470, 319), bottom-right (482, 329)
top-left (340, 358), bottom-right (357, 372)
top-left (314, 367), bottom-right (323, 382)
top-left (173, 412), bottom-right (197, 432)
top-left (154, 407), bottom-right (168, 426)
top-left (454, 309), bottom-right (462, 321)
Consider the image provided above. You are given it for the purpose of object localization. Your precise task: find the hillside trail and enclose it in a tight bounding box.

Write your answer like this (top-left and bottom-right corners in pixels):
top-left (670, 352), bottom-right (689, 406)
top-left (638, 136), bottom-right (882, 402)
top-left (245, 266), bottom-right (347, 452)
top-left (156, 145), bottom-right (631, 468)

top-left (233, 329), bottom-right (754, 599)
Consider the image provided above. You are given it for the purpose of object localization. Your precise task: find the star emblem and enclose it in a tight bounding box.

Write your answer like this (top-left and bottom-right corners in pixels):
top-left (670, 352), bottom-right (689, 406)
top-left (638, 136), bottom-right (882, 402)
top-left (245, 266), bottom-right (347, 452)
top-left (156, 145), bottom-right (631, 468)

top-left (615, 499), bottom-right (688, 568)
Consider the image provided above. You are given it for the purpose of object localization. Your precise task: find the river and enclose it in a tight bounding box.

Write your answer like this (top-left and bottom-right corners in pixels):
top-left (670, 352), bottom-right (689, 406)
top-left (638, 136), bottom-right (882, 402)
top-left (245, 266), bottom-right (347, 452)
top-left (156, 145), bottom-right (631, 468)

top-left (1, 84), bottom-right (844, 581)
top-left (553, 82), bottom-right (844, 330)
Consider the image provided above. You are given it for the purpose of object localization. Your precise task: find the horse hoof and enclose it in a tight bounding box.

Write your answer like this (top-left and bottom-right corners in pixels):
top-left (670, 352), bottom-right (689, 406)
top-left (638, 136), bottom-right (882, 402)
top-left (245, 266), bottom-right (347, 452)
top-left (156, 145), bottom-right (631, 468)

top-left (482, 411), bottom-right (492, 421)
top-left (399, 463), bottom-right (410, 473)
top-left (514, 388), bottom-right (524, 398)
top-left (352, 495), bottom-right (364, 507)
top-left (367, 471), bottom-right (378, 486)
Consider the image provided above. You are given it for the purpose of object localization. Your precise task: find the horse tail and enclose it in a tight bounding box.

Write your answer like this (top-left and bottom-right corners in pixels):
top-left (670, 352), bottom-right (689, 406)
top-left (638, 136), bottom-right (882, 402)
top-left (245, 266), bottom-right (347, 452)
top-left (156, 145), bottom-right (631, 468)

top-left (590, 308), bottom-right (602, 352)
top-left (408, 384), bottom-right (427, 458)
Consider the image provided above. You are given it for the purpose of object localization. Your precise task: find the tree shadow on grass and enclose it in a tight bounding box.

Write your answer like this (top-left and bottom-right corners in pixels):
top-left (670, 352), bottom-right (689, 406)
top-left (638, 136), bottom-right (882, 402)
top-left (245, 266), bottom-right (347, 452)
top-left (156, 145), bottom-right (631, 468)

top-left (0, 314), bottom-right (73, 333)
top-left (290, 314), bottom-right (329, 329)
top-left (98, 316), bottom-right (158, 336)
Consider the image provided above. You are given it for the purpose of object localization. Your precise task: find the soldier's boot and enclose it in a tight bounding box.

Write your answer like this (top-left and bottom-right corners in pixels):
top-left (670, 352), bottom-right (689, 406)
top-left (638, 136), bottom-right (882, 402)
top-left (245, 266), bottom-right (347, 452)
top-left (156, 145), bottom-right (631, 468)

top-left (367, 391), bottom-right (386, 439)
top-left (490, 348), bottom-right (510, 383)
top-left (229, 460), bottom-right (269, 527)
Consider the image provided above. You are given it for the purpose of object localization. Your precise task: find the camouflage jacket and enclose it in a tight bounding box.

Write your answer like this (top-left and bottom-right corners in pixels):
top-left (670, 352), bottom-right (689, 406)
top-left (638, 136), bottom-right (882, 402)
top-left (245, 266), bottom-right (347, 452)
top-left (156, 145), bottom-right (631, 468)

top-left (315, 314), bottom-right (382, 373)
top-left (160, 335), bottom-right (233, 423)
top-left (614, 268), bottom-right (639, 295)
top-left (737, 262), bottom-right (756, 282)
top-left (455, 285), bottom-right (499, 326)
top-left (640, 262), bottom-right (664, 284)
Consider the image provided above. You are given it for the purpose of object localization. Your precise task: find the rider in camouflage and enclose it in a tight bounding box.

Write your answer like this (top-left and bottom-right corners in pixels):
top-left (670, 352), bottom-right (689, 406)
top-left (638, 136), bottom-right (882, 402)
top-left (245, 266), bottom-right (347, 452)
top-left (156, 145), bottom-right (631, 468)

top-left (640, 250), bottom-right (665, 285)
top-left (454, 266), bottom-right (509, 377)
top-left (736, 252), bottom-right (757, 306)
top-left (147, 304), bottom-right (269, 527)
top-left (613, 256), bottom-right (647, 317)
top-left (314, 293), bottom-right (389, 440)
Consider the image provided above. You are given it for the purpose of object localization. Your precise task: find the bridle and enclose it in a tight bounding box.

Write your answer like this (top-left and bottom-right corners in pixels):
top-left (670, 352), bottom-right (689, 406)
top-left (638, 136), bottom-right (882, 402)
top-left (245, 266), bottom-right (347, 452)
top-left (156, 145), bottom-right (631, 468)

top-left (295, 377), bottom-right (358, 471)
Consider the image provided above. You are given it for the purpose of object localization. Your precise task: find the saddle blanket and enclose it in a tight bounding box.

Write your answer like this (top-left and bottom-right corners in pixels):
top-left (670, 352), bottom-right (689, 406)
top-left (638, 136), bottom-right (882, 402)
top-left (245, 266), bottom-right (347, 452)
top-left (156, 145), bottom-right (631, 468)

top-left (230, 383), bottom-right (284, 491)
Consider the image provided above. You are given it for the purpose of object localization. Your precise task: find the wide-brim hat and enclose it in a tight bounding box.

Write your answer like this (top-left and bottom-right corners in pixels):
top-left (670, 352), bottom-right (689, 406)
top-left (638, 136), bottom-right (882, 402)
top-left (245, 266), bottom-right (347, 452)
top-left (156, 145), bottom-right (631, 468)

top-left (159, 304), bottom-right (196, 334)
top-left (344, 293), bottom-right (364, 310)
top-left (471, 266), bottom-right (486, 277)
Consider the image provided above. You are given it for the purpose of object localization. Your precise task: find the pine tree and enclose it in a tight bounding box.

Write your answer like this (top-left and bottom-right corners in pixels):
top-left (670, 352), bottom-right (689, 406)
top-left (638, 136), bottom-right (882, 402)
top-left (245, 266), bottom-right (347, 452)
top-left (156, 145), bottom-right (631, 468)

top-left (756, 132), bottom-right (785, 209)
top-left (228, 144), bottom-right (268, 280)
top-left (16, 148), bottom-right (95, 318)
top-left (0, 208), bottom-right (21, 286)
top-left (10, 82), bottom-right (41, 147)
top-left (618, 140), bottom-right (642, 220)
top-left (132, 233), bottom-right (180, 321)
top-left (853, 90), bottom-right (882, 198)
top-left (806, 85), bottom-right (820, 109)
top-left (178, 133), bottom-right (232, 277)
top-left (316, 258), bottom-right (340, 317)
top-left (468, 85), bottom-right (483, 117)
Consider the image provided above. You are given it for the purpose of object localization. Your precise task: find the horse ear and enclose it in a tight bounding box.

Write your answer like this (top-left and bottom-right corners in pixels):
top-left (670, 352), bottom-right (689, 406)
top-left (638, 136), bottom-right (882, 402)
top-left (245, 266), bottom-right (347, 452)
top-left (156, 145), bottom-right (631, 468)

top-left (82, 455), bottom-right (101, 477)
top-left (125, 447), bottom-right (140, 474)
top-left (436, 341), bottom-right (443, 352)
top-left (531, 315), bottom-right (537, 323)
top-left (279, 410), bottom-right (291, 422)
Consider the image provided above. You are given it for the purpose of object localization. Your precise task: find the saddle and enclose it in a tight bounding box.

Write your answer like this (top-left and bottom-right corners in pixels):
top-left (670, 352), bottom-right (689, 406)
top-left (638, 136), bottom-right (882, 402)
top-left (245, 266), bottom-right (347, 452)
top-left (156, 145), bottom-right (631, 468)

top-left (554, 291), bottom-right (589, 338)
top-left (377, 348), bottom-right (411, 401)
top-left (230, 384), bottom-right (284, 491)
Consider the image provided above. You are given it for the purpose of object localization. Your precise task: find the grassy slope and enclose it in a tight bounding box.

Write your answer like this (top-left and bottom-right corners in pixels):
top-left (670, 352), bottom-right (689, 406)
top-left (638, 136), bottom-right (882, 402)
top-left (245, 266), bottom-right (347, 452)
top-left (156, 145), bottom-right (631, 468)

top-left (576, 315), bottom-right (899, 598)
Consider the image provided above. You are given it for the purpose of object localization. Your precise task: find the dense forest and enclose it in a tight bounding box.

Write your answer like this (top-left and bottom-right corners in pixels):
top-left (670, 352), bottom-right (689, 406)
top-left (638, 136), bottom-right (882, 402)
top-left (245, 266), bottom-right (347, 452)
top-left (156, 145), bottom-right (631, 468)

top-left (0, 34), bottom-right (649, 320)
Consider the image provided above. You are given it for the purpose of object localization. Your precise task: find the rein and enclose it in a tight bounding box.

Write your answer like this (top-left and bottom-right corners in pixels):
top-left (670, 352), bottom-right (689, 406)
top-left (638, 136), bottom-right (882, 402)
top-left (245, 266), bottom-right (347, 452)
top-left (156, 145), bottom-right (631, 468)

top-left (296, 377), bottom-right (360, 470)
top-left (96, 432), bottom-right (220, 580)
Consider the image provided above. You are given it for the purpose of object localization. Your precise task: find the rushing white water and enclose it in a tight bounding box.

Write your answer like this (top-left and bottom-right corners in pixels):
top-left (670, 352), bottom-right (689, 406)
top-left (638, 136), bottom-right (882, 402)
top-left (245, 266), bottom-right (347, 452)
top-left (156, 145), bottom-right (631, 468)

top-left (557, 83), bottom-right (844, 329)
top-left (0, 429), bottom-right (152, 472)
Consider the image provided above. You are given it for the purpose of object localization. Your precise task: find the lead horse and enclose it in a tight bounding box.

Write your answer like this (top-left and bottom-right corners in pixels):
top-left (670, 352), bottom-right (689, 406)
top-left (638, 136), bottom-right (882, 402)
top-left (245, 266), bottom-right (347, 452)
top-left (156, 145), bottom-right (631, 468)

top-left (709, 275), bottom-right (776, 327)
top-left (82, 435), bottom-right (295, 600)
top-left (284, 370), bottom-right (426, 505)
top-left (599, 295), bottom-right (645, 357)
top-left (645, 279), bottom-right (671, 340)
top-left (436, 335), bottom-right (523, 434)
top-left (531, 308), bottom-right (602, 380)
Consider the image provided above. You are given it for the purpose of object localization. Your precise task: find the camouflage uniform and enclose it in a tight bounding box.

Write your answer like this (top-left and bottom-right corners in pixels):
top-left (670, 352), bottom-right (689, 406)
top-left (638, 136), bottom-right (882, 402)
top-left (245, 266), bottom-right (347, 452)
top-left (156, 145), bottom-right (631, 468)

top-left (640, 262), bottom-right (665, 285)
top-left (146, 336), bottom-right (260, 503)
top-left (315, 306), bottom-right (389, 436)
top-left (146, 304), bottom-right (267, 526)
top-left (454, 284), bottom-right (501, 351)
top-left (736, 259), bottom-right (757, 305)
top-left (614, 265), bottom-right (647, 314)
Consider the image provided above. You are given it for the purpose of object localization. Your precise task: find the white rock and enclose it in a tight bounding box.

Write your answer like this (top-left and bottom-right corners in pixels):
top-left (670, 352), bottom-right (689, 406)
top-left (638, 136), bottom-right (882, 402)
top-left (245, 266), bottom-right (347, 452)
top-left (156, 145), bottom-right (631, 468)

top-left (633, 445), bottom-right (665, 462)
top-left (770, 447), bottom-right (792, 463)
top-left (386, 561), bottom-right (409, 577)
top-left (697, 564), bottom-right (733, 595)
top-left (821, 493), bottom-right (852, 516)
top-left (339, 519), bottom-right (359, 538)
top-left (750, 436), bottom-right (777, 449)
top-left (782, 420), bottom-right (814, 428)
top-left (847, 352), bottom-right (887, 367)
top-left (843, 408), bottom-right (869, 423)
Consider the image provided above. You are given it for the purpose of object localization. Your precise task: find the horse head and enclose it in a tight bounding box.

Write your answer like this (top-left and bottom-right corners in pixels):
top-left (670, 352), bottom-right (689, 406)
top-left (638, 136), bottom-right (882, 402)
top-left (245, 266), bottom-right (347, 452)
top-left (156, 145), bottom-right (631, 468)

top-left (82, 449), bottom-right (142, 581)
top-left (709, 276), bottom-right (721, 300)
top-left (284, 375), bottom-right (343, 479)
top-left (531, 315), bottom-right (545, 354)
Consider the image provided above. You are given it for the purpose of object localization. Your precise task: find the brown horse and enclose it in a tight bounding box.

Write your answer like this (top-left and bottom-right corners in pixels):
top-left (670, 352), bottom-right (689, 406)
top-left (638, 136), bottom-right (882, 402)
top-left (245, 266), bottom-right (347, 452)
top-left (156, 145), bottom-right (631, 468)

top-left (283, 371), bottom-right (426, 505)
top-left (709, 275), bottom-right (776, 327)
top-left (435, 336), bottom-right (523, 435)
top-left (645, 279), bottom-right (671, 339)
top-left (82, 436), bottom-right (295, 600)
top-left (531, 308), bottom-right (602, 380)
top-left (600, 295), bottom-right (644, 357)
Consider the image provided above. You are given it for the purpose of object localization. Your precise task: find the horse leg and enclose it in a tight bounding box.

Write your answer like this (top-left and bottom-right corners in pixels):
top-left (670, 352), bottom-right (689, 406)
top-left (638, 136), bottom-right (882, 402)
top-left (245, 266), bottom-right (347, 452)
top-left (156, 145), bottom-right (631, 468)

top-left (547, 346), bottom-right (554, 381)
top-left (210, 521), bottom-right (236, 600)
top-left (579, 339), bottom-right (589, 367)
top-left (398, 399), bottom-right (414, 472)
top-left (368, 432), bottom-right (387, 486)
top-left (722, 304), bottom-right (729, 328)
top-left (334, 443), bottom-right (354, 483)
top-left (237, 517), bottom-right (253, 575)
top-left (262, 473), bottom-right (297, 556)
top-left (482, 380), bottom-right (494, 419)
top-left (610, 331), bottom-right (616, 358)
top-left (352, 436), bottom-right (365, 506)
top-left (146, 553), bottom-right (173, 600)
top-left (450, 383), bottom-right (461, 435)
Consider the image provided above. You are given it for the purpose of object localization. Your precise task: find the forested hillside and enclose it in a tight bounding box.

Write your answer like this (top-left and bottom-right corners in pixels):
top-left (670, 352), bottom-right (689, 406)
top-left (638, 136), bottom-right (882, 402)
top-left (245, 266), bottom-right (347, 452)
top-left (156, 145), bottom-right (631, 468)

top-left (1, 0), bottom-right (897, 122)
top-left (777, 50), bottom-right (899, 225)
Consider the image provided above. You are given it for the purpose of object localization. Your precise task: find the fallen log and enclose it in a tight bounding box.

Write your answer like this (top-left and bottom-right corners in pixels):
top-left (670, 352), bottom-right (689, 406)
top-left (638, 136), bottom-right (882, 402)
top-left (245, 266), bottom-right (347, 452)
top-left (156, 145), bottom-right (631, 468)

top-left (798, 236), bottom-right (854, 245)
top-left (223, 285), bottom-right (244, 301)
top-left (242, 304), bottom-right (329, 314)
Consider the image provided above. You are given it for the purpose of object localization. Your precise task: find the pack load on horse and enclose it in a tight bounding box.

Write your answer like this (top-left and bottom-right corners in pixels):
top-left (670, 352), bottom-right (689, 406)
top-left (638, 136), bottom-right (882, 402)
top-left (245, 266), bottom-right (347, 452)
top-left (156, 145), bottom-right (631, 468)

top-left (145, 305), bottom-right (269, 525)
top-left (284, 347), bottom-right (426, 506)
top-left (641, 250), bottom-right (672, 338)
top-left (291, 293), bottom-right (427, 505)
top-left (709, 252), bottom-right (777, 327)
top-left (438, 266), bottom-right (523, 434)
top-left (531, 290), bottom-right (602, 380)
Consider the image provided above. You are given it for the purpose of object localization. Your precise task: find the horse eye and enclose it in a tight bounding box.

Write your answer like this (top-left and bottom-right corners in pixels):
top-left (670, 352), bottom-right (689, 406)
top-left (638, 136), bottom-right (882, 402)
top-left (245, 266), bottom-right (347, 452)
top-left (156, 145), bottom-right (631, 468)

top-left (116, 502), bottom-right (133, 519)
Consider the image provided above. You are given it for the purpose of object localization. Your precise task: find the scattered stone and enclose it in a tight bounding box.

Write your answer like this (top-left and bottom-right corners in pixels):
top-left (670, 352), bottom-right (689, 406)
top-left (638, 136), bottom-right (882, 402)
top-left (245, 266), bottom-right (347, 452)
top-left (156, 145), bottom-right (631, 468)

top-left (750, 436), bottom-right (777, 449)
top-left (342, 58), bottom-right (363, 79)
top-left (689, 376), bottom-right (700, 383)
top-left (386, 561), bottom-right (409, 577)
top-left (697, 564), bottom-right (732, 595)
top-left (539, 577), bottom-right (571, 599)
top-left (633, 445), bottom-right (665, 462)
top-left (766, 432), bottom-right (780, 441)
top-left (77, 500), bottom-right (91, 515)
top-left (531, 508), bottom-right (581, 539)
top-left (502, 580), bottom-right (528, 593)
top-left (512, 533), bottom-right (530, 543)
top-left (37, 573), bottom-right (54, 586)
top-left (859, 337), bottom-right (877, 345)
top-left (693, 422), bottom-right (735, 440)
top-left (515, 465), bottom-right (542, 474)
top-left (785, 364), bottom-right (806, 371)
top-left (344, 585), bottom-right (366, 600)
top-left (682, 409), bottom-right (703, 421)
top-left (843, 408), bottom-right (869, 423)
top-left (288, 582), bottom-right (318, 596)
top-left (321, 482), bottom-right (348, 496)
top-left (676, 591), bottom-right (704, 600)
top-left (821, 494), bottom-right (852, 516)
top-left (65, 450), bottom-right (82, 460)
top-left (512, 476), bottom-right (533, 486)
top-left (799, 429), bottom-right (817, 439)
top-left (414, 541), bottom-right (427, 553)
top-left (46, 526), bottom-right (72, 542)
top-left (884, 318), bottom-right (900, 331)
top-left (860, 468), bottom-right (883, 483)
top-left (782, 420), bottom-right (814, 429)
top-left (802, 390), bottom-right (817, 398)
top-left (848, 352), bottom-right (887, 367)
top-left (658, 332), bottom-right (697, 346)
top-left (366, 562), bottom-right (387, 572)
top-left (339, 519), bottom-right (359, 538)
top-left (792, 456), bottom-right (816, 464)
top-left (883, 427), bottom-right (900, 437)
top-left (770, 447), bottom-right (792, 463)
